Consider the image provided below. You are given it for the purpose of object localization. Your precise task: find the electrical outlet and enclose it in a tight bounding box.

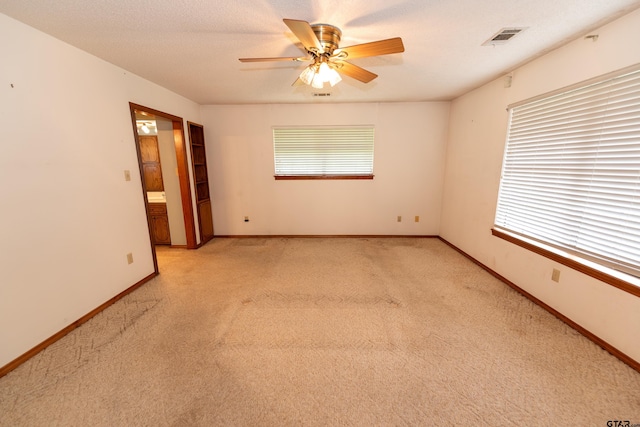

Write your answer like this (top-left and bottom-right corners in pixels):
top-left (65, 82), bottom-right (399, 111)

top-left (124, 170), bottom-right (131, 181)
top-left (127, 253), bottom-right (134, 264)
top-left (551, 268), bottom-right (560, 282)
top-left (415, 215), bottom-right (420, 222)
top-left (397, 216), bottom-right (402, 222)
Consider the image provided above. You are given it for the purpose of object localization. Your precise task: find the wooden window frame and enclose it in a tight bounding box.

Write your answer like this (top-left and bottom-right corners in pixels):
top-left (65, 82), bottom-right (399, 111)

top-left (492, 228), bottom-right (640, 298)
top-left (274, 175), bottom-right (374, 180)
top-left (273, 126), bottom-right (375, 179)
top-left (492, 64), bottom-right (640, 298)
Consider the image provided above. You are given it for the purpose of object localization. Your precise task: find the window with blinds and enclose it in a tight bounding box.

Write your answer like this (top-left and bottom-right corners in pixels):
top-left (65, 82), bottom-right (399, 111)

top-left (494, 65), bottom-right (640, 278)
top-left (273, 126), bottom-right (374, 179)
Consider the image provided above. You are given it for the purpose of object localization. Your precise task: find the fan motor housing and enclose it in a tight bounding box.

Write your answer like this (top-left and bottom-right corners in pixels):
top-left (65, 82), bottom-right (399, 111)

top-left (311, 24), bottom-right (342, 54)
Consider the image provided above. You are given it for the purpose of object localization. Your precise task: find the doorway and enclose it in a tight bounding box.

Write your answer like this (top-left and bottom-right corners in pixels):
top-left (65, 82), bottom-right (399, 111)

top-left (129, 103), bottom-right (198, 273)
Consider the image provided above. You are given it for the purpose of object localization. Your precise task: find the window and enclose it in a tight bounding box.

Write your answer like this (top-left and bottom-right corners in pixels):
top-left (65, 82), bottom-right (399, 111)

top-left (494, 65), bottom-right (640, 290)
top-left (273, 126), bottom-right (374, 179)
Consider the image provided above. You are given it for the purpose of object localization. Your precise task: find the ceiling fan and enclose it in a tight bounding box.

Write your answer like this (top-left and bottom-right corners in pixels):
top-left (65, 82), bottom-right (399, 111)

top-left (239, 19), bottom-right (405, 88)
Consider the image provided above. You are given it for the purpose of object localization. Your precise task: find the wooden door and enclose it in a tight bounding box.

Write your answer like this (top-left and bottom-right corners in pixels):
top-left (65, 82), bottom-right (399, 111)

top-left (188, 122), bottom-right (214, 244)
top-left (139, 136), bottom-right (164, 191)
top-left (149, 203), bottom-right (171, 245)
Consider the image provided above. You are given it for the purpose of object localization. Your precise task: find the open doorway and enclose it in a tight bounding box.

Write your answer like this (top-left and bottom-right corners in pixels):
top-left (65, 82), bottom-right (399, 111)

top-left (129, 103), bottom-right (198, 272)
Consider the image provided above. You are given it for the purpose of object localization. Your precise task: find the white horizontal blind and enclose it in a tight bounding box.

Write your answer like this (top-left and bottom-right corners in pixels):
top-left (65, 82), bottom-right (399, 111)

top-left (273, 127), bottom-right (374, 176)
top-left (495, 67), bottom-right (640, 277)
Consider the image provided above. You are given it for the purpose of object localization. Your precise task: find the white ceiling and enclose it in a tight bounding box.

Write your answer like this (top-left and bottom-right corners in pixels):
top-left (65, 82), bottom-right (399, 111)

top-left (2, 0), bottom-right (639, 104)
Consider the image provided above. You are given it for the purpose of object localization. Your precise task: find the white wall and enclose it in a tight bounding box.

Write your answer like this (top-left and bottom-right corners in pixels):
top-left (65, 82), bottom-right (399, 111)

top-left (0, 13), bottom-right (201, 368)
top-left (201, 102), bottom-right (450, 236)
top-left (441, 8), bottom-right (640, 362)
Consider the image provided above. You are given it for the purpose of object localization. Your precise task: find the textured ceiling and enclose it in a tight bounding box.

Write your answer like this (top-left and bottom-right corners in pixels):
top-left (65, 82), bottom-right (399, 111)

top-left (1, 0), bottom-right (639, 104)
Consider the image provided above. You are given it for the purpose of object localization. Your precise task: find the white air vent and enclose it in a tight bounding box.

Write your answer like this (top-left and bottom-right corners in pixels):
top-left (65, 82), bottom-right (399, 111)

top-left (482, 27), bottom-right (526, 46)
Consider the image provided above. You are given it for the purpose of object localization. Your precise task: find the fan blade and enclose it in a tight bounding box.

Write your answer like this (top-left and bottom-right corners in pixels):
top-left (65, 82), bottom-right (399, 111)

top-left (283, 19), bottom-right (323, 52)
top-left (337, 61), bottom-right (377, 83)
top-left (334, 37), bottom-right (404, 60)
top-left (239, 57), bottom-right (307, 62)
top-left (292, 78), bottom-right (305, 87)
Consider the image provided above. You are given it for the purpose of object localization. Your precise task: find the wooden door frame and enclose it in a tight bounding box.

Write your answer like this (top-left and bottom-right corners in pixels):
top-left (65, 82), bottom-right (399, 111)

top-left (129, 103), bottom-right (198, 272)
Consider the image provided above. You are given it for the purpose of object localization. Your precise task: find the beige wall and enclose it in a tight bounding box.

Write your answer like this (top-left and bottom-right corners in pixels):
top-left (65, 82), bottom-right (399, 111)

top-left (0, 13), bottom-right (201, 367)
top-left (200, 102), bottom-right (450, 236)
top-left (440, 8), bottom-right (640, 362)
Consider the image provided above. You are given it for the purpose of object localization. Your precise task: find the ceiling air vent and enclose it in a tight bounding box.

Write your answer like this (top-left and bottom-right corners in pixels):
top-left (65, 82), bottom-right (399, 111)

top-left (482, 27), bottom-right (526, 46)
top-left (313, 93), bottom-right (331, 97)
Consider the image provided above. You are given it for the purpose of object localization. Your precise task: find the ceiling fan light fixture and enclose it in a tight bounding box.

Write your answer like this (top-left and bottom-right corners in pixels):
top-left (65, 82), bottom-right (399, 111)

top-left (311, 73), bottom-right (325, 89)
top-left (327, 67), bottom-right (342, 87)
top-left (299, 65), bottom-right (316, 85)
top-left (242, 19), bottom-right (404, 88)
top-left (299, 61), bottom-right (341, 88)
top-left (317, 62), bottom-right (331, 80)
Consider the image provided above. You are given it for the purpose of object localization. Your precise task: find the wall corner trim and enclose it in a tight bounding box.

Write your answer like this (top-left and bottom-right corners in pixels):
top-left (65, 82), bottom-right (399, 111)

top-left (438, 237), bottom-right (640, 373)
top-left (0, 272), bottom-right (157, 378)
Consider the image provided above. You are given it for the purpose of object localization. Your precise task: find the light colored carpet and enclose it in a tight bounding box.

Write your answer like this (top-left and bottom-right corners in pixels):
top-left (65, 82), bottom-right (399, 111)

top-left (1, 237), bottom-right (638, 426)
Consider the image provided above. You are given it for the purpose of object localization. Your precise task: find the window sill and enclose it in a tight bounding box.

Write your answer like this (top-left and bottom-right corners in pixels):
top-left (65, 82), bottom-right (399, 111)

top-left (274, 175), bottom-right (374, 180)
top-left (491, 228), bottom-right (640, 298)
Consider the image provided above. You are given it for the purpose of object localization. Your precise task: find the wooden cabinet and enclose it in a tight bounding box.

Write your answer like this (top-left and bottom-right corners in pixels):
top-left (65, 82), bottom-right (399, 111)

top-left (149, 203), bottom-right (171, 245)
top-left (198, 200), bottom-right (214, 239)
top-left (188, 122), bottom-right (214, 243)
top-left (190, 129), bottom-right (209, 201)
top-left (139, 136), bottom-right (164, 191)
top-left (143, 163), bottom-right (164, 191)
